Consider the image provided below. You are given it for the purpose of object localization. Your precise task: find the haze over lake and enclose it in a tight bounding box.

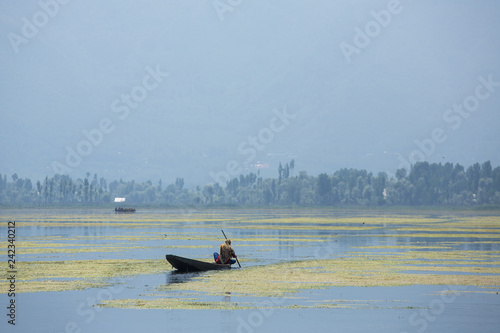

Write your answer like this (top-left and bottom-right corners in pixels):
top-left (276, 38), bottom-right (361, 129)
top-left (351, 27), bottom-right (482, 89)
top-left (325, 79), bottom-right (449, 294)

top-left (1, 0), bottom-right (500, 185)
top-left (1, 2), bottom-right (500, 332)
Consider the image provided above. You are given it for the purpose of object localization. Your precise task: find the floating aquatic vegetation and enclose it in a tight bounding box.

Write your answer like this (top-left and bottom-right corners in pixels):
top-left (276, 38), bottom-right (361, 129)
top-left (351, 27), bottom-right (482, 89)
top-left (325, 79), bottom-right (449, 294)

top-left (378, 233), bottom-right (500, 239)
top-left (101, 249), bottom-right (500, 310)
top-left (0, 259), bottom-right (165, 293)
top-left (3, 209), bottom-right (499, 311)
top-left (98, 297), bottom-right (255, 310)
top-left (354, 245), bottom-right (453, 250)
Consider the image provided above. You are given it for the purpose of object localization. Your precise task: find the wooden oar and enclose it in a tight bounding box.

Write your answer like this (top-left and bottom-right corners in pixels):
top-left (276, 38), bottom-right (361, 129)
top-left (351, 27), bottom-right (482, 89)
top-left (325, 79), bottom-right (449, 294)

top-left (221, 229), bottom-right (241, 268)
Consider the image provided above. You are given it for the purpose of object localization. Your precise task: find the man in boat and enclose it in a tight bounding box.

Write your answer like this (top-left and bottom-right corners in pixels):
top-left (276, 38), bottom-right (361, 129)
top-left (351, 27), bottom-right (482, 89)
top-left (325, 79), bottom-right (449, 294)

top-left (214, 239), bottom-right (237, 265)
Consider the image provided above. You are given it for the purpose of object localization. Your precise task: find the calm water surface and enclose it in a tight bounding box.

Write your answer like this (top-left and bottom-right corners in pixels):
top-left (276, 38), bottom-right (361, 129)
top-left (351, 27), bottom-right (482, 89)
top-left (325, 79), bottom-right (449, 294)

top-left (1, 208), bottom-right (499, 333)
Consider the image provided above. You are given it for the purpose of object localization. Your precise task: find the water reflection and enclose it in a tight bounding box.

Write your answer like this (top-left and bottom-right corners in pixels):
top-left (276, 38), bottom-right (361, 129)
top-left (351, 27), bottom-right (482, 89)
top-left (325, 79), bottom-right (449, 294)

top-left (165, 270), bottom-right (201, 285)
top-left (220, 293), bottom-right (233, 333)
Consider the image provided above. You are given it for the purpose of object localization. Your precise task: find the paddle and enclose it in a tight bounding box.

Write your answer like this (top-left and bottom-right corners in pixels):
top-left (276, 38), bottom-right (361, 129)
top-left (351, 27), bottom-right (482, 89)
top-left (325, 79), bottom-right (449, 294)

top-left (221, 229), bottom-right (241, 268)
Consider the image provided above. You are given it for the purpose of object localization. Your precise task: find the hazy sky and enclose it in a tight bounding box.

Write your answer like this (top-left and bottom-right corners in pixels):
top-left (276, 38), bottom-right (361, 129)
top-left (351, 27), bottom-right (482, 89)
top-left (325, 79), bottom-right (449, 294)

top-left (1, 0), bottom-right (499, 186)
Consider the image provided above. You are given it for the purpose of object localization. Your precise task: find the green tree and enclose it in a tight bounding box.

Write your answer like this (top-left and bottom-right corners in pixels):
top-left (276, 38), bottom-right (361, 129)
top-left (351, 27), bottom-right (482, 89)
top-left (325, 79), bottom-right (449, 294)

top-left (263, 188), bottom-right (273, 205)
top-left (481, 161), bottom-right (492, 179)
top-left (373, 172), bottom-right (387, 204)
top-left (202, 185), bottom-right (214, 204)
top-left (83, 178), bottom-right (89, 203)
top-left (175, 178), bottom-right (184, 191)
top-left (317, 173), bottom-right (331, 204)
top-left (278, 162), bottom-right (283, 184)
top-left (467, 163), bottom-right (481, 193)
top-left (395, 168), bottom-right (407, 180)
top-left (24, 178), bottom-right (33, 192)
top-left (283, 178), bottom-right (301, 205)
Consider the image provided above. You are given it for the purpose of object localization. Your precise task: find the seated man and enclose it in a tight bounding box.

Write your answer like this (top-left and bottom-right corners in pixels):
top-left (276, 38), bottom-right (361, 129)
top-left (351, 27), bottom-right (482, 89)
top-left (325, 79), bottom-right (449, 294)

top-left (213, 239), bottom-right (237, 265)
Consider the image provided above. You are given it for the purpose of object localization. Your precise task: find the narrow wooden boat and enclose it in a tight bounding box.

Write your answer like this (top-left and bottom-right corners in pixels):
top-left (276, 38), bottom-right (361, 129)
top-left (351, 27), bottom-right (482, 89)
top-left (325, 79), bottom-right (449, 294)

top-left (166, 254), bottom-right (231, 272)
top-left (114, 207), bottom-right (136, 213)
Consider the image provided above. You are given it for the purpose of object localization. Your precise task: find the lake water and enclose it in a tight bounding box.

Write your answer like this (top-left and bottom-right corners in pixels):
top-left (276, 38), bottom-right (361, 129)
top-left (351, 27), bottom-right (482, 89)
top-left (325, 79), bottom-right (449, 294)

top-left (1, 208), bottom-right (499, 332)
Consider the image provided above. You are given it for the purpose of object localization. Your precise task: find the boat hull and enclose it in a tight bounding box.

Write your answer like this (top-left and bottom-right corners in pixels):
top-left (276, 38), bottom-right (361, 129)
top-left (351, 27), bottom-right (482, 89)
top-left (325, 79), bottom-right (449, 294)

top-left (166, 254), bottom-right (231, 272)
top-left (114, 207), bottom-right (136, 213)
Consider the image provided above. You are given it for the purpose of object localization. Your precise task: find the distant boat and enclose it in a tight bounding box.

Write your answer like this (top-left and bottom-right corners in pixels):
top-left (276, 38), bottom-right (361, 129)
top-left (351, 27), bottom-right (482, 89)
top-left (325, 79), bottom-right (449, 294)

top-left (114, 207), bottom-right (136, 213)
top-left (166, 254), bottom-right (231, 272)
top-left (114, 197), bottom-right (135, 213)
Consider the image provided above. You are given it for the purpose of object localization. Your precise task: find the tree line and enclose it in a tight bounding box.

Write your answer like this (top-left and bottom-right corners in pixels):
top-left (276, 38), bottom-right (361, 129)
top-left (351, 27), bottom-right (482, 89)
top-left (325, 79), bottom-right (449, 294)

top-left (1, 160), bottom-right (499, 207)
